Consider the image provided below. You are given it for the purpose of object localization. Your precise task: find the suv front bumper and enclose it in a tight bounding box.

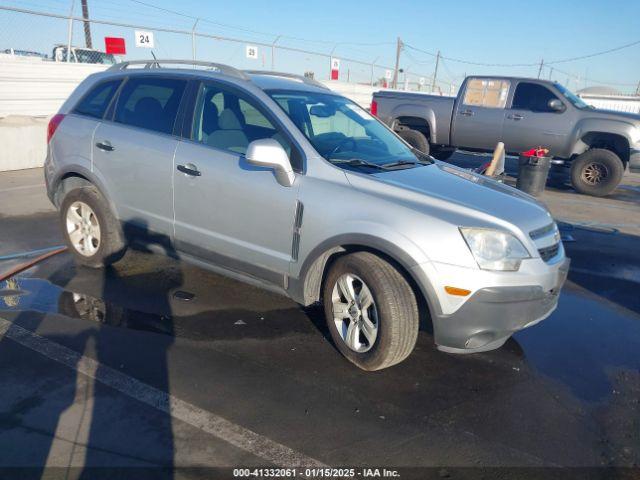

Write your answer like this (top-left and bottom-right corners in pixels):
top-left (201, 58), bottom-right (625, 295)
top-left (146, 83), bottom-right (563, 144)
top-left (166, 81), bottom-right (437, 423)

top-left (414, 257), bottom-right (570, 353)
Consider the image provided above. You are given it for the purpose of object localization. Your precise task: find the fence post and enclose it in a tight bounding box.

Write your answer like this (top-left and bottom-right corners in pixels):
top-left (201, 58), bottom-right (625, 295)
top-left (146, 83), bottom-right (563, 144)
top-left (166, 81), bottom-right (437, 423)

top-left (271, 35), bottom-right (281, 71)
top-left (370, 56), bottom-right (379, 86)
top-left (191, 18), bottom-right (200, 61)
top-left (66, 0), bottom-right (75, 62)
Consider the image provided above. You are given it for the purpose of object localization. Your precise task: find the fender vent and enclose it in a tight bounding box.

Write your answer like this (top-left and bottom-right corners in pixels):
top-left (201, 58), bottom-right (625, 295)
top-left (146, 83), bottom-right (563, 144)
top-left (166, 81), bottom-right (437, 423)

top-left (291, 201), bottom-right (304, 261)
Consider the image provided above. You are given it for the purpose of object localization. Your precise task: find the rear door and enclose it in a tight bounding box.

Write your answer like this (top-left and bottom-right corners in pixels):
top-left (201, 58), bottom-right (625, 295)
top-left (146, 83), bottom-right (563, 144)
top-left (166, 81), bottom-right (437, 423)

top-left (451, 78), bottom-right (510, 150)
top-left (172, 80), bottom-right (301, 282)
top-left (92, 75), bottom-right (187, 240)
top-left (502, 81), bottom-right (576, 156)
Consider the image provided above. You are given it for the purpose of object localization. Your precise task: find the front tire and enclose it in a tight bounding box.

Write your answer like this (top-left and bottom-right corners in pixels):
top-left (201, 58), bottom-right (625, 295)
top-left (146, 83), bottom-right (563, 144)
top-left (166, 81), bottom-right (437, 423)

top-left (397, 129), bottom-right (430, 155)
top-left (60, 186), bottom-right (126, 268)
top-left (570, 149), bottom-right (624, 197)
top-left (322, 252), bottom-right (419, 371)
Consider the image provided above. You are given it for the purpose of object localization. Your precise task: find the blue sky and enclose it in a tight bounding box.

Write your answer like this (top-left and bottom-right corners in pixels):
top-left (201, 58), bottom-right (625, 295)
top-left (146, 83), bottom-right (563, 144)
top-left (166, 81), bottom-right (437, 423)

top-left (3, 0), bottom-right (639, 92)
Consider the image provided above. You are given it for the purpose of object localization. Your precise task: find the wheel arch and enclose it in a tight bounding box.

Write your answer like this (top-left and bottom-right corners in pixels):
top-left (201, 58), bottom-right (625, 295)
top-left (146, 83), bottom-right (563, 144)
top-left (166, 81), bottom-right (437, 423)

top-left (294, 235), bottom-right (438, 327)
top-left (579, 131), bottom-right (630, 165)
top-left (52, 166), bottom-right (120, 218)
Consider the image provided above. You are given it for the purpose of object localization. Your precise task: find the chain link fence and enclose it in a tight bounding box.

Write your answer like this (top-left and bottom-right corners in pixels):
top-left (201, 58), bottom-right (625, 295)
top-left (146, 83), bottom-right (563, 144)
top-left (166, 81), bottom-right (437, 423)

top-left (0, 4), bottom-right (456, 93)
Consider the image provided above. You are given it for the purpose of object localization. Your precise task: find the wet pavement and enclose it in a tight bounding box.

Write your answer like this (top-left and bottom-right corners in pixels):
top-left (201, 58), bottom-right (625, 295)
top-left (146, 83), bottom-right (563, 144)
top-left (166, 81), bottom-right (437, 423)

top-left (0, 164), bottom-right (639, 477)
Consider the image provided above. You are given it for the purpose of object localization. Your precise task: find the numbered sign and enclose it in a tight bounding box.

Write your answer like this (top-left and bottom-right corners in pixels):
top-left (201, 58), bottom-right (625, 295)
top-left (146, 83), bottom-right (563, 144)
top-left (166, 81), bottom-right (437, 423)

top-left (135, 30), bottom-right (154, 48)
top-left (419, 77), bottom-right (426, 86)
top-left (384, 69), bottom-right (393, 80)
top-left (246, 45), bottom-right (258, 60)
top-left (330, 57), bottom-right (340, 80)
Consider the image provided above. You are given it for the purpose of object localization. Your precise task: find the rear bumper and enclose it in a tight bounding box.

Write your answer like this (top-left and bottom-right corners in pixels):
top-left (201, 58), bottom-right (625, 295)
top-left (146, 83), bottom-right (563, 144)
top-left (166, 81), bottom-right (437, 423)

top-left (429, 257), bottom-right (570, 354)
top-left (629, 149), bottom-right (640, 173)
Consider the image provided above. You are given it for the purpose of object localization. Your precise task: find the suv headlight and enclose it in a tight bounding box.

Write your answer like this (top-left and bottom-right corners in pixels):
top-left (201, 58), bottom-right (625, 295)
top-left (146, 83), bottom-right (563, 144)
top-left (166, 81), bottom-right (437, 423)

top-left (460, 228), bottom-right (530, 271)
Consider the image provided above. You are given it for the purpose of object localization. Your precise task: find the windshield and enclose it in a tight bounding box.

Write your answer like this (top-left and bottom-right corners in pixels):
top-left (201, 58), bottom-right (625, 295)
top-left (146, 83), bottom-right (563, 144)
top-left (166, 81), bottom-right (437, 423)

top-left (268, 90), bottom-right (421, 169)
top-left (555, 82), bottom-right (591, 109)
top-left (75, 49), bottom-right (116, 64)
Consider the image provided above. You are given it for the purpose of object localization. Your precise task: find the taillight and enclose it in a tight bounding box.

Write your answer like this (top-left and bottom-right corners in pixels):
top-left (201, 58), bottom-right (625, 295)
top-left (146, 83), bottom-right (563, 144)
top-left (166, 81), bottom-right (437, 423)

top-left (47, 113), bottom-right (65, 143)
top-left (370, 100), bottom-right (378, 117)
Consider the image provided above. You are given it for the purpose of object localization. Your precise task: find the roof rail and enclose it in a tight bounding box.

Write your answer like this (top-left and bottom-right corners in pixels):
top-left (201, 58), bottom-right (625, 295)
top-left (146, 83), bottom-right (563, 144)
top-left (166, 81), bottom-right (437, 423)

top-left (244, 70), bottom-right (330, 91)
top-left (109, 60), bottom-right (250, 80)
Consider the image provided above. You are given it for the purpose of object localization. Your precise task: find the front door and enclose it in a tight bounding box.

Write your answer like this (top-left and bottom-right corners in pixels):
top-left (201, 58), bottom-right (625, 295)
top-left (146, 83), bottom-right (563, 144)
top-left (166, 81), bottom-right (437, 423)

top-left (502, 81), bottom-right (576, 156)
top-left (173, 81), bottom-right (301, 284)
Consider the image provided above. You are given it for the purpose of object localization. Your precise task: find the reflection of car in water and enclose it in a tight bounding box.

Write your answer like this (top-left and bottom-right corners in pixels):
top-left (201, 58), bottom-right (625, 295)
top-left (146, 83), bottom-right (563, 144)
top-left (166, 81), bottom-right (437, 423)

top-left (52, 45), bottom-right (117, 64)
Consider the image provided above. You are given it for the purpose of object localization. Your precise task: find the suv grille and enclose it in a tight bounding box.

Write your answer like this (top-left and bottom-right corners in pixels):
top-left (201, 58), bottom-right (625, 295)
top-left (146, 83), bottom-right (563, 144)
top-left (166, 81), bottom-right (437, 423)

top-left (538, 243), bottom-right (560, 262)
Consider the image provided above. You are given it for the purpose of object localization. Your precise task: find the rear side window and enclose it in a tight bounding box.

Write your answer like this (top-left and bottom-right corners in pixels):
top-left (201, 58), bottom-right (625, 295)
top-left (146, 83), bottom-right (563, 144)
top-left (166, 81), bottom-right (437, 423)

top-left (74, 79), bottom-right (121, 119)
top-left (114, 77), bottom-right (187, 134)
top-left (462, 78), bottom-right (510, 109)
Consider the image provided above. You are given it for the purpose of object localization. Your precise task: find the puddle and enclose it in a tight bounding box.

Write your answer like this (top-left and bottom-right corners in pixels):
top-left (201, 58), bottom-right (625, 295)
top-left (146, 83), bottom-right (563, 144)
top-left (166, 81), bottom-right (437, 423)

top-left (0, 277), bottom-right (312, 342)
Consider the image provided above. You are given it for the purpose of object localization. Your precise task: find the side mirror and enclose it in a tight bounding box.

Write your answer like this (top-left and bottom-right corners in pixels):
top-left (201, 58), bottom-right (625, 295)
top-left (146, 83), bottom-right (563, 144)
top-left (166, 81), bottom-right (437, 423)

top-left (548, 99), bottom-right (566, 113)
top-left (245, 138), bottom-right (295, 187)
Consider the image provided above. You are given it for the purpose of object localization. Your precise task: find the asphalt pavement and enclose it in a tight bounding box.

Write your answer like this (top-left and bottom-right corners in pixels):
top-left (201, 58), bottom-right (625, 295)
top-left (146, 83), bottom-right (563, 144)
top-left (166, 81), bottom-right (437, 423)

top-left (0, 160), bottom-right (639, 479)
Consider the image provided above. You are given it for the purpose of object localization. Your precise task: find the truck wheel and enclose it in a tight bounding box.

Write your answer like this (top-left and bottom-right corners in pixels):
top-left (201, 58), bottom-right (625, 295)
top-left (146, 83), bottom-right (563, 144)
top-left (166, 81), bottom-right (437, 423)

top-left (59, 186), bottom-right (126, 268)
top-left (398, 129), bottom-right (429, 155)
top-left (570, 149), bottom-right (624, 197)
top-left (322, 252), bottom-right (419, 371)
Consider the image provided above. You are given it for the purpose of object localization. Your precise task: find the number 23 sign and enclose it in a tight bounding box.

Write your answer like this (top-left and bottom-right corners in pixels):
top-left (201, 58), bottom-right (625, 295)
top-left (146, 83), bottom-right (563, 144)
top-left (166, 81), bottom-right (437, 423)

top-left (135, 30), bottom-right (155, 48)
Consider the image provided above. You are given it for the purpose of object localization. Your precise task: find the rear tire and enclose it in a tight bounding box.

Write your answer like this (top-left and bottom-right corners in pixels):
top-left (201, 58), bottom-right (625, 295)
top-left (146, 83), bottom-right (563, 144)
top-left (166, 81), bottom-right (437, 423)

top-left (397, 129), bottom-right (429, 155)
top-left (322, 252), bottom-right (419, 371)
top-left (570, 149), bottom-right (624, 197)
top-left (59, 186), bottom-right (126, 268)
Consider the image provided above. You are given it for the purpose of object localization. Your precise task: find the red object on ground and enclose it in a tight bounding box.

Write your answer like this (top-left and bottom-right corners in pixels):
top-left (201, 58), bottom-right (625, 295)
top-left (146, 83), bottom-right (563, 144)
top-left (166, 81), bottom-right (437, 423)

top-left (105, 37), bottom-right (126, 55)
top-left (521, 147), bottom-right (549, 157)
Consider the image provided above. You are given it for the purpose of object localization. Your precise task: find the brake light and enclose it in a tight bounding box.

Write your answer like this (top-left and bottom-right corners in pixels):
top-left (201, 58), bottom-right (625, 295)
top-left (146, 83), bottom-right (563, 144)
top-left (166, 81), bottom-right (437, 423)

top-left (47, 114), bottom-right (66, 143)
top-left (370, 100), bottom-right (378, 117)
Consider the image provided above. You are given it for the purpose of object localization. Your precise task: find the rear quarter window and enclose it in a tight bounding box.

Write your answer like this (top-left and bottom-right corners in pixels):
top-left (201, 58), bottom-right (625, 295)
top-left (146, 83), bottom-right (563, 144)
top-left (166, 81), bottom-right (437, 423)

top-left (73, 79), bottom-right (122, 119)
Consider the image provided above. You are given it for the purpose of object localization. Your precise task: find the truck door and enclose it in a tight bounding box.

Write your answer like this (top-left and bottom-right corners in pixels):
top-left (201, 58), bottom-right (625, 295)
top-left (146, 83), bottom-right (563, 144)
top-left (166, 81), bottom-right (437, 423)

top-left (451, 78), bottom-right (510, 150)
top-left (502, 81), bottom-right (576, 157)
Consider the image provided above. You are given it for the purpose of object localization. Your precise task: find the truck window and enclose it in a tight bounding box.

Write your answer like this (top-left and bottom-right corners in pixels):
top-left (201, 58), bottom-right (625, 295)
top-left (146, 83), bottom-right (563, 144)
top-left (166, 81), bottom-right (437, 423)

top-left (73, 79), bottom-right (121, 119)
top-left (512, 82), bottom-right (558, 112)
top-left (462, 78), bottom-right (510, 109)
top-left (114, 77), bottom-right (187, 135)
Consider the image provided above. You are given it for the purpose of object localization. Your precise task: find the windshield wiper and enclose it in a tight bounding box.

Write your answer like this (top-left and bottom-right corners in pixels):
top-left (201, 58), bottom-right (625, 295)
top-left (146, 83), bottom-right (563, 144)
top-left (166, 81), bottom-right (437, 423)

top-left (328, 158), bottom-right (389, 170)
top-left (382, 159), bottom-right (420, 168)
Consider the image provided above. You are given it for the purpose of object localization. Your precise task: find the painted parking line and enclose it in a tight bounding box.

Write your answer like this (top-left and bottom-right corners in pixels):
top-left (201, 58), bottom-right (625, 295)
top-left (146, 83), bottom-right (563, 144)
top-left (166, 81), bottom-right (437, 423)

top-left (0, 316), bottom-right (325, 468)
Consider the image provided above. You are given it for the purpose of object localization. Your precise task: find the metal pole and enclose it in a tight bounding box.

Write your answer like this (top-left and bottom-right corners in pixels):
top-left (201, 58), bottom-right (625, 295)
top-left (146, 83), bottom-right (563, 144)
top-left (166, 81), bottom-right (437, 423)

top-left (271, 35), bottom-right (281, 71)
top-left (537, 58), bottom-right (544, 78)
top-left (636, 80), bottom-right (640, 96)
top-left (66, 0), bottom-right (75, 62)
top-left (370, 56), bottom-right (379, 86)
top-left (431, 50), bottom-right (440, 92)
top-left (80, 0), bottom-right (92, 48)
top-left (392, 37), bottom-right (402, 89)
top-left (191, 18), bottom-right (199, 61)
top-left (548, 66), bottom-right (553, 80)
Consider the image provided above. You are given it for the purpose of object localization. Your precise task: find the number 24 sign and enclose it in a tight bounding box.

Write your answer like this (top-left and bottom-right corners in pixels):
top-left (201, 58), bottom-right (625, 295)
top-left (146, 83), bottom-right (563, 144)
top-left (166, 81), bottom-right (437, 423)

top-left (135, 30), bottom-right (155, 48)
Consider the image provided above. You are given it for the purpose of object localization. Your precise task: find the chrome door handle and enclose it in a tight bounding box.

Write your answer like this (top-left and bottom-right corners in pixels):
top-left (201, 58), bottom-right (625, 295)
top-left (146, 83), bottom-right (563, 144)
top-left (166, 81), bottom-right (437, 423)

top-left (508, 113), bottom-right (524, 121)
top-left (96, 141), bottom-right (114, 151)
top-left (177, 164), bottom-right (201, 177)
top-left (459, 109), bottom-right (474, 116)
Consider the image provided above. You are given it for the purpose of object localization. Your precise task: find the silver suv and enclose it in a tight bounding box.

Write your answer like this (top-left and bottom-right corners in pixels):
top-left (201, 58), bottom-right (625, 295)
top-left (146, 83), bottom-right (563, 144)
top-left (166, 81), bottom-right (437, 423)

top-left (45, 60), bottom-right (570, 371)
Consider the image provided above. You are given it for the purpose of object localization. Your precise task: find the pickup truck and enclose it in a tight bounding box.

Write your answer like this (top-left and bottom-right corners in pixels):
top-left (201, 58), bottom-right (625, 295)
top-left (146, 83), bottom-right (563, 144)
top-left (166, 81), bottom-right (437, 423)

top-left (372, 76), bottom-right (640, 196)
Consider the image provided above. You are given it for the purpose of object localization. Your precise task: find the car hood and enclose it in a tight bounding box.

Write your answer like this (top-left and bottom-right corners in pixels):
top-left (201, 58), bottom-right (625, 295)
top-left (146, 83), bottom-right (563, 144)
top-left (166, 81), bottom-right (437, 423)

top-left (589, 108), bottom-right (640, 125)
top-left (357, 162), bottom-right (553, 233)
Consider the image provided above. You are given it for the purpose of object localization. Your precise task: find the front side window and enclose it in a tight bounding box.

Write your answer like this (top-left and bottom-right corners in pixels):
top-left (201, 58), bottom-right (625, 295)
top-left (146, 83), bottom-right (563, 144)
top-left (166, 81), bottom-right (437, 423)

top-left (114, 77), bottom-right (187, 134)
top-left (191, 83), bottom-right (300, 169)
top-left (269, 91), bottom-right (424, 170)
top-left (74, 79), bottom-right (121, 119)
top-left (512, 82), bottom-right (559, 112)
top-left (463, 78), bottom-right (510, 109)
